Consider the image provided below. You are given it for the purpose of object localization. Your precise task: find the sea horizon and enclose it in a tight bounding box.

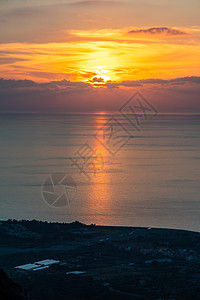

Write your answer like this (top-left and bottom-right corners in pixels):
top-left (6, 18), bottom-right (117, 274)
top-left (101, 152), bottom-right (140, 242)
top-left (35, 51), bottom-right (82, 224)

top-left (1, 113), bottom-right (199, 232)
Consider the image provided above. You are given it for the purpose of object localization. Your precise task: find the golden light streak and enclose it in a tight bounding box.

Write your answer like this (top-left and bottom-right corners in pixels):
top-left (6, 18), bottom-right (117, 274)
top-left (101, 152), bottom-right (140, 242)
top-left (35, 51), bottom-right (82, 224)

top-left (87, 114), bottom-right (112, 223)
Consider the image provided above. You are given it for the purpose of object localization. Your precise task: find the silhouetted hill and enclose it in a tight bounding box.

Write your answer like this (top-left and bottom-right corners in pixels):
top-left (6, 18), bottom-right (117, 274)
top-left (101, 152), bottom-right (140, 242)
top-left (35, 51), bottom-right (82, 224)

top-left (0, 269), bottom-right (26, 300)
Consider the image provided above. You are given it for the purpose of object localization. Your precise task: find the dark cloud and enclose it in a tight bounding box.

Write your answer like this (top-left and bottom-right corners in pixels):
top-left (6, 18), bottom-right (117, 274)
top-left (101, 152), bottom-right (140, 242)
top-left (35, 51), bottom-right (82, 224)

top-left (41, 79), bottom-right (91, 89)
top-left (170, 76), bottom-right (200, 84)
top-left (0, 76), bottom-right (200, 113)
top-left (128, 27), bottom-right (188, 36)
top-left (89, 77), bottom-right (105, 83)
top-left (104, 81), bottom-right (119, 89)
top-left (0, 78), bottom-right (91, 89)
top-left (0, 78), bottom-right (38, 88)
top-left (118, 81), bottom-right (142, 87)
top-left (115, 77), bottom-right (200, 87)
top-left (139, 79), bottom-right (168, 84)
top-left (1, 76), bottom-right (199, 91)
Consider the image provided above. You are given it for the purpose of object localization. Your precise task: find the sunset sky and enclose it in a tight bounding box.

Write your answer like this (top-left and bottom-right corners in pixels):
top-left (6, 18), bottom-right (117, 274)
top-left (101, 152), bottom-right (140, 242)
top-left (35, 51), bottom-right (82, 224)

top-left (0, 0), bottom-right (200, 112)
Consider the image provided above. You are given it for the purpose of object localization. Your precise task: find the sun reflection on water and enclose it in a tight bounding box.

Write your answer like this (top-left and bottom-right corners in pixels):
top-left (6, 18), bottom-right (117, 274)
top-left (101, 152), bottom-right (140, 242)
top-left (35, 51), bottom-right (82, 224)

top-left (88, 114), bottom-right (113, 223)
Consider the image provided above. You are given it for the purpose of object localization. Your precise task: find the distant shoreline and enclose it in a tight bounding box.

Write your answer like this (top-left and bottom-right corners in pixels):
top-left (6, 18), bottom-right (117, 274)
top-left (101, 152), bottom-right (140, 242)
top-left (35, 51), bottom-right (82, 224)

top-left (0, 219), bottom-right (199, 233)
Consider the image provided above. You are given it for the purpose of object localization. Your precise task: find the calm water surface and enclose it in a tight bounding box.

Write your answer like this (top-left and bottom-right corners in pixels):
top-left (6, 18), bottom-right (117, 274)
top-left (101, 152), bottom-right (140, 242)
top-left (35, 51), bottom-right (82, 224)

top-left (0, 113), bottom-right (199, 231)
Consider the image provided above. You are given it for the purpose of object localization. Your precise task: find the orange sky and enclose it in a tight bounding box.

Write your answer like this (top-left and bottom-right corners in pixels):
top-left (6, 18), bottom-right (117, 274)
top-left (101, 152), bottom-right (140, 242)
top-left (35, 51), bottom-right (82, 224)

top-left (0, 0), bottom-right (200, 112)
top-left (1, 27), bottom-right (200, 83)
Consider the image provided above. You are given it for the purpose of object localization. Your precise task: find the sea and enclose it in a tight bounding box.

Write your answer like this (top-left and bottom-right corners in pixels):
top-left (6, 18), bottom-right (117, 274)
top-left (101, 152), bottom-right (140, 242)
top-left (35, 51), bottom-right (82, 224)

top-left (0, 113), bottom-right (200, 232)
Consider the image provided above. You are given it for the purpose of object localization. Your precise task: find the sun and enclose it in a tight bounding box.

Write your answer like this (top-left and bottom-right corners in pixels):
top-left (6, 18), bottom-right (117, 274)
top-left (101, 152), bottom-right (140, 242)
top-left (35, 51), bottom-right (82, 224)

top-left (95, 74), bottom-right (110, 82)
top-left (91, 66), bottom-right (111, 84)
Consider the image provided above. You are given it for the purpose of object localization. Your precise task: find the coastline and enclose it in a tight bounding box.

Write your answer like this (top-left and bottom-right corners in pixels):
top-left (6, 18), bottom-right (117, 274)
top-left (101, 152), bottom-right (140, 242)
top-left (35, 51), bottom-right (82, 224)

top-left (1, 220), bottom-right (200, 299)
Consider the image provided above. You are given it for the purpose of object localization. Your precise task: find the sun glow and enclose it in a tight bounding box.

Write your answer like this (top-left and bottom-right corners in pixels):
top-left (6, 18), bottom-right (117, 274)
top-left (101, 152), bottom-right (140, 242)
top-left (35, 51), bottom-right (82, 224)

top-left (91, 66), bottom-right (111, 84)
top-left (0, 27), bottom-right (200, 83)
top-left (95, 74), bottom-right (110, 82)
